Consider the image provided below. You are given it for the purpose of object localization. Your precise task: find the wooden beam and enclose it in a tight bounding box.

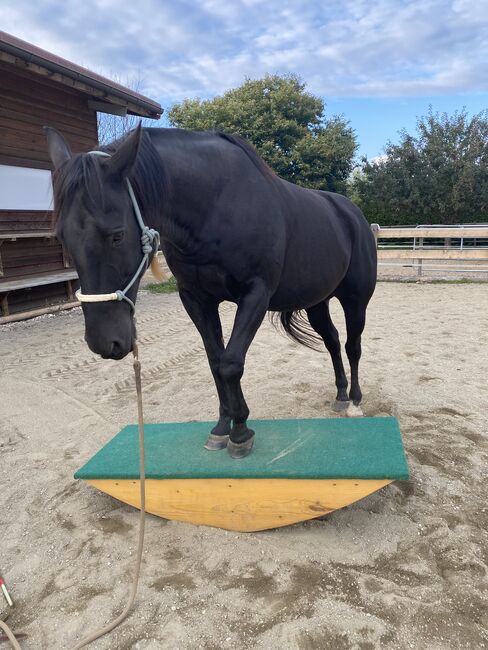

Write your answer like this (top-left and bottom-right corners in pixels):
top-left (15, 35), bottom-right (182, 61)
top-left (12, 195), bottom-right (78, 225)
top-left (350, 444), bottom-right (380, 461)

top-left (0, 269), bottom-right (78, 292)
top-left (0, 299), bottom-right (79, 324)
top-left (66, 278), bottom-right (74, 301)
top-left (88, 100), bottom-right (127, 116)
top-left (378, 249), bottom-right (488, 260)
top-left (376, 227), bottom-right (488, 239)
top-left (0, 292), bottom-right (8, 317)
top-left (0, 231), bottom-right (54, 240)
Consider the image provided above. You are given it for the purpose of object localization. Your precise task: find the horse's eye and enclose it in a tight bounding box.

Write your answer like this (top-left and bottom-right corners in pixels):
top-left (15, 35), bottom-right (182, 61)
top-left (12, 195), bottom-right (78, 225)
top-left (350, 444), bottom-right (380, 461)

top-left (112, 231), bottom-right (125, 247)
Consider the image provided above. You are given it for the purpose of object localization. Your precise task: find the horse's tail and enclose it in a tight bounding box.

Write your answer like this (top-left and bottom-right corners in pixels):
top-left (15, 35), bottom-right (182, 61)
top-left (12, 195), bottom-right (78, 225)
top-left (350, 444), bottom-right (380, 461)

top-left (271, 310), bottom-right (323, 353)
top-left (150, 255), bottom-right (168, 282)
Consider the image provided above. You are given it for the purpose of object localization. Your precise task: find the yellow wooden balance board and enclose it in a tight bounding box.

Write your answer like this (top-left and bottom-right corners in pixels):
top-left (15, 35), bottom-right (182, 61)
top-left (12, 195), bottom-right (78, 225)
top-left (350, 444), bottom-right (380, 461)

top-left (75, 417), bottom-right (409, 532)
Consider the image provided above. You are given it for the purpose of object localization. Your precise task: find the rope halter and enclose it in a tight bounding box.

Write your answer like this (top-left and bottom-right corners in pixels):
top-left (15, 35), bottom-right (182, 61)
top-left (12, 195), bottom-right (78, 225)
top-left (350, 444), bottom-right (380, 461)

top-left (74, 150), bottom-right (160, 311)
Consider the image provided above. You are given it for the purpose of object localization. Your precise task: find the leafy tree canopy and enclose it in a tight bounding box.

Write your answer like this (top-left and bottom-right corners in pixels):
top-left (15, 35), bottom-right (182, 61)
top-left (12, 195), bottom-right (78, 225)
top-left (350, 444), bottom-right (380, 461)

top-left (349, 109), bottom-right (488, 225)
top-left (168, 74), bottom-right (357, 192)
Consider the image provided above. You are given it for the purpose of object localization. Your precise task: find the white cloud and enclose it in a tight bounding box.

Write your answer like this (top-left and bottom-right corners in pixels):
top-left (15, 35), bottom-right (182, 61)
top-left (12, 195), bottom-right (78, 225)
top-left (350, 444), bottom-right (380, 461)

top-left (1, 0), bottom-right (487, 104)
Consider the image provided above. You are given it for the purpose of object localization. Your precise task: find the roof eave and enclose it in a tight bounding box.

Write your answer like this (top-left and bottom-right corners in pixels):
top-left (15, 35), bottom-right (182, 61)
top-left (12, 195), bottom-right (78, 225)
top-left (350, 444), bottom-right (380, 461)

top-left (0, 34), bottom-right (162, 119)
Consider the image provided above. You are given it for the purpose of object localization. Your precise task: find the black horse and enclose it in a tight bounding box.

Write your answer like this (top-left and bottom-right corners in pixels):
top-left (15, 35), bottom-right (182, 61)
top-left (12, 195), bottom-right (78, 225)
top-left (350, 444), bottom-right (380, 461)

top-left (46, 125), bottom-right (376, 458)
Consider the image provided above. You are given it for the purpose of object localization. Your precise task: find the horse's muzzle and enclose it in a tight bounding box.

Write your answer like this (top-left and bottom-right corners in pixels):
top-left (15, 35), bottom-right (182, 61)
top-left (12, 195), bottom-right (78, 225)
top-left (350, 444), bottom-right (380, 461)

top-left (86, 335), bottom-right (133, 360)
top-left (100, 340), bottom-right (131, 360)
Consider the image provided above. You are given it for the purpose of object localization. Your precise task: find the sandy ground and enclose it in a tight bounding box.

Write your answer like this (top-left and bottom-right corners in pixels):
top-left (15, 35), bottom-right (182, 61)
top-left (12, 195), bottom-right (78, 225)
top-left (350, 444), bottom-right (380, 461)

top-left (1, 282), bottom-right (487, 650)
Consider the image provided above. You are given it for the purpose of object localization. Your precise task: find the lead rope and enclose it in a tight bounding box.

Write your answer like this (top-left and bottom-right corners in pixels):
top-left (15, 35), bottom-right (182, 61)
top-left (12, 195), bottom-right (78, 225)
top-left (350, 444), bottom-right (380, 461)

top-left (0, 621), bottom-right (21, 650)
top-left (1, 336), bottom-right (147, 650)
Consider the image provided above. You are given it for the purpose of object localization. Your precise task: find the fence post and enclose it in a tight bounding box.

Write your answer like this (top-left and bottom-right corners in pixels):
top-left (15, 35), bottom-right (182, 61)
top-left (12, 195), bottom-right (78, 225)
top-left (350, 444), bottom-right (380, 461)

top-left (370, 223), bottom-right (380, 248)
top-left (417, 237), bottom-right (423, 277)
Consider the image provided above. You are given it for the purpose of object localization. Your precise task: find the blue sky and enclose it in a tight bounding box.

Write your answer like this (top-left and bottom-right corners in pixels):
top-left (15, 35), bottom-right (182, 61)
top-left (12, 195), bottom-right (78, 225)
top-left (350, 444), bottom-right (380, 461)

top-left (2, 0), bottom-right (487, 158)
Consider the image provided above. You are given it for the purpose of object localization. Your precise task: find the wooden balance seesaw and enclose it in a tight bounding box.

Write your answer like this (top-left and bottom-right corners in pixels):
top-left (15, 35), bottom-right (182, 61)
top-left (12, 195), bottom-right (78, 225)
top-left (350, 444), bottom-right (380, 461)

top-left (75, 417), bottom-right (409, 532)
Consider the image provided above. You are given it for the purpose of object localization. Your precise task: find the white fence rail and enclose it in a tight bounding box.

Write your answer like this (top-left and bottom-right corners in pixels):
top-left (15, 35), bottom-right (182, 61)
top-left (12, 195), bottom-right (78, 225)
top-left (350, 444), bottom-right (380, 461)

top-left (371, 224), bottom-right (488, 276)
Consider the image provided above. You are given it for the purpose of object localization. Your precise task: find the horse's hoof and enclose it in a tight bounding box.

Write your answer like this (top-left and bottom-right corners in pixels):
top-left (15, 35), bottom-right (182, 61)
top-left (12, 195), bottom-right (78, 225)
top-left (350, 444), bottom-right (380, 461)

top-left (227, 434), bottom-right (254, 459)
top-left (333, 399), bottom-right (350, 412)
top-left (204, 433), bottom-right (229, 450)
top-left (346, 403), bottom-right (364, 418)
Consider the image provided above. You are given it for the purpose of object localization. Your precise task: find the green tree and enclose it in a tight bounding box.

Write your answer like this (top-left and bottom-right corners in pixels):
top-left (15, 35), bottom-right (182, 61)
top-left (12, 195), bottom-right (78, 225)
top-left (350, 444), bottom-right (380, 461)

top-left (168, 75), bottom-right (357, 192)
top-left (349, 109), bottom-right (488, 225)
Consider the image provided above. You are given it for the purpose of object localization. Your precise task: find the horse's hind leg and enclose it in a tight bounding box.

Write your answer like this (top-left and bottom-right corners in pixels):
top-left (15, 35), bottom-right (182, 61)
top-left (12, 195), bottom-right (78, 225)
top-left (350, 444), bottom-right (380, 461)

top-left (306, 301), bottom-right (349, 410)
top-left (336, 294), bottom-right (368, 416)
top-left (179, 290), bottom-right (231, 449)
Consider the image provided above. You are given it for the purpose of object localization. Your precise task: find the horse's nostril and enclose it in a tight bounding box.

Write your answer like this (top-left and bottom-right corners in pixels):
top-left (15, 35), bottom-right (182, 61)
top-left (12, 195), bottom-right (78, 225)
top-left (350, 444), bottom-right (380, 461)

top-left (111, 340), bottom-right (123, 357)
top-left (99, 340), bottom-right (125, 360)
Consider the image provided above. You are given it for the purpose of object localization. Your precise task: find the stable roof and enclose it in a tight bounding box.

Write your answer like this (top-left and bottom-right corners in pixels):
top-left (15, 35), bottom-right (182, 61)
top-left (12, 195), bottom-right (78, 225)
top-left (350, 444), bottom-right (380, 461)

top-left (0, 30), bottom-right (162, 119)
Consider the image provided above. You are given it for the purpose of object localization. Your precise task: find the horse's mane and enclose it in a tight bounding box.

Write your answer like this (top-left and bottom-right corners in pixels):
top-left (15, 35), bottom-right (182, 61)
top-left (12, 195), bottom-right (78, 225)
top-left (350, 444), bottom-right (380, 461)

top-left (52, 129), bottom-right (169, 227)
top-left (216, 132), bottom-right (276, 180)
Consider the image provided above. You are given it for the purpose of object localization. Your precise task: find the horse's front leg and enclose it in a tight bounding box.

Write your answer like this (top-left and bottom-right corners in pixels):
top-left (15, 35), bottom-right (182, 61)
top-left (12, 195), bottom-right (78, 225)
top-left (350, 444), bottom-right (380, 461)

top-left (179, 290), bottom-right (231, 449)
top-left (219, 279), bottom-right (269, 458)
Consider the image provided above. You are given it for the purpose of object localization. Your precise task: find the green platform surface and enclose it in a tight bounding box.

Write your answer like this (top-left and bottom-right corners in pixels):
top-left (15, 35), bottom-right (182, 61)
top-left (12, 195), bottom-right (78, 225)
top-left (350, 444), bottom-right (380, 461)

top-left (75, 417), bottom-right (409, 481)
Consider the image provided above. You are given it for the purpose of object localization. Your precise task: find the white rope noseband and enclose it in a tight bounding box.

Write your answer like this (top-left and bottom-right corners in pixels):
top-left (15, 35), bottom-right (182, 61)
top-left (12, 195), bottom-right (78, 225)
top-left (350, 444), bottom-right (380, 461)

top-left (75, 150), bottom-right (160, 311)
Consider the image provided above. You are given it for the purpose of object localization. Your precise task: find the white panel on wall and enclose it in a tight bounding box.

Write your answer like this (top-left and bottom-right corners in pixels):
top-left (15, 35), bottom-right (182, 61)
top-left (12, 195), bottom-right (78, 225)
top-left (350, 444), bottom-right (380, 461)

top-left (0, 165), bottom-right (53, 211)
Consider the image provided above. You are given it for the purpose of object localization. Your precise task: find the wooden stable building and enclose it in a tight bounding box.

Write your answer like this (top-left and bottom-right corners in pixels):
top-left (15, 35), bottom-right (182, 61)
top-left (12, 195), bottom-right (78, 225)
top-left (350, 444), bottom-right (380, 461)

top-left (0, 31), bottom-right (162, 323)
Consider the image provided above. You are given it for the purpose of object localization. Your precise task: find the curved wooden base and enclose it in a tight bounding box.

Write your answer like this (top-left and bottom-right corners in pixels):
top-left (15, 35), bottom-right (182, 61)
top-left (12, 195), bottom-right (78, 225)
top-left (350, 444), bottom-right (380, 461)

top-left (87, 478), bottom-right (392, 532)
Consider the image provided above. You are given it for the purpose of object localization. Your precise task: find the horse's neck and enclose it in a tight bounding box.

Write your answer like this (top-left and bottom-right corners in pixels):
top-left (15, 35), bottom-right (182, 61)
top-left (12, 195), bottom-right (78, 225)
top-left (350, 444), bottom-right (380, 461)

top-left (149, 133), bottom-right (218, 251)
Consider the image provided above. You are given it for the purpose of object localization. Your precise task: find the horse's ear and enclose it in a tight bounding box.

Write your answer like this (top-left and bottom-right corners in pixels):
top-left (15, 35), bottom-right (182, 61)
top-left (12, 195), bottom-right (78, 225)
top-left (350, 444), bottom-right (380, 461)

top-left (44, 127), bottom-right (72, 170)
top-left (108, 124), bottom-right (143, 178)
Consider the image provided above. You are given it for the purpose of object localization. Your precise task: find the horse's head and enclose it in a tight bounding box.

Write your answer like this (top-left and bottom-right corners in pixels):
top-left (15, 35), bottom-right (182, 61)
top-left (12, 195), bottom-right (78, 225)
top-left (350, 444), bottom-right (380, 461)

top-left (46, 126), bottom-right (147, 360)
